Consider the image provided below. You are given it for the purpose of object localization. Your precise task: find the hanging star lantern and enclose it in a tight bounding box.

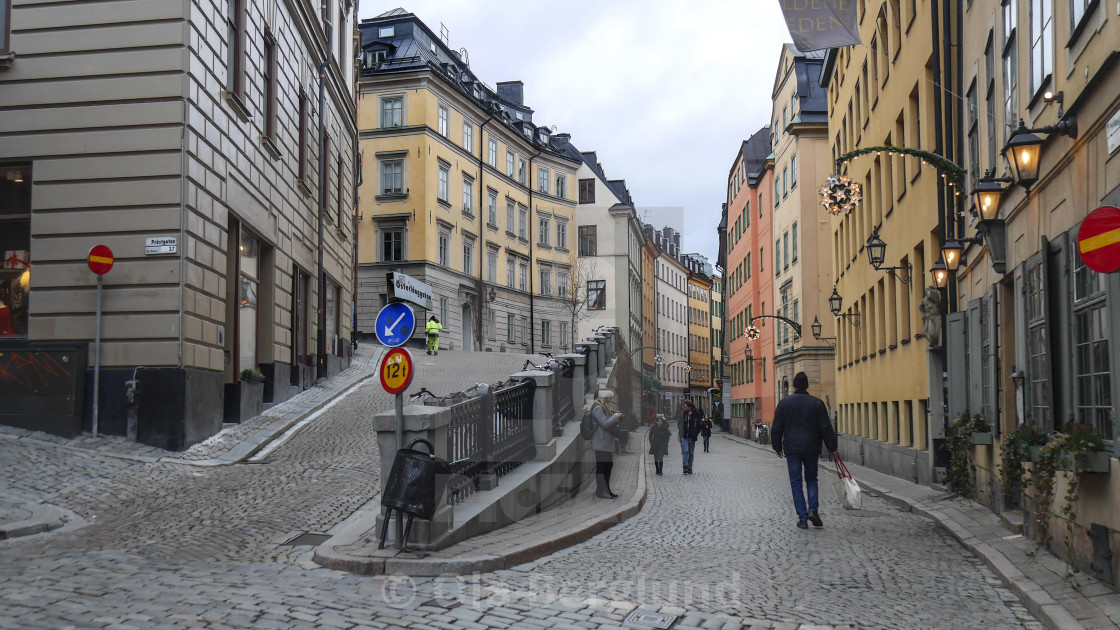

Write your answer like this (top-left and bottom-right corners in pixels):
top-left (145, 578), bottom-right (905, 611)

top-left (819, 175), bottom-right (862, 216)
top-left (745, 325), bottom-right (761, 342)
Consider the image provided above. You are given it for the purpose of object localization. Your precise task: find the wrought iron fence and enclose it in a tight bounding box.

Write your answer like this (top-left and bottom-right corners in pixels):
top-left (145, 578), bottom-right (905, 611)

top-left (445, 380), bottom-right (536, 505)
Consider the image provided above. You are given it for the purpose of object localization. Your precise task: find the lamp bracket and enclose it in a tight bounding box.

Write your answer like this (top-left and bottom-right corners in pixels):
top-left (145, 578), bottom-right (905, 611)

top-left (1027, 117), bottom-right (1078, 140)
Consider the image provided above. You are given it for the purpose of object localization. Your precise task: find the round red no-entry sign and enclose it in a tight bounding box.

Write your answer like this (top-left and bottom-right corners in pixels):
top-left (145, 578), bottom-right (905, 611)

top-left (87, 245), bottom-right (115, 275)
top-left (1078, 206), bottom-right (1120, 273)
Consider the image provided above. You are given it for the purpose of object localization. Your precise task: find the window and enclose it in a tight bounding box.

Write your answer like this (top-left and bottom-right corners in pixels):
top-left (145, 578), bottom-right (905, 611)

top-left (774, 178), bottom-right (780, 206)
top-left (556, 175), bottom-right (567, 199)
top-left (440, 297), bottom-right (449, 325)
top-left (520, 315), bottom-right (528, 344)
top-left (579, 178), bottom-right (595, 203)
top-left (237, 226), bottom-right (260, 372)
top-left (782, 167), bottom-right (789, 197)
top-left (263, 31), bottom-right (278, 142)
top-left (1071, 0), bottom-right (1093, 30)
top-left (792, 223), bottom-right (798, 262)
top-left (380, 96), bottom-right (403, 128)
top-left (488, 308), bottom-right (496, 341)
top-left (760, 247), bottom-right (764, 272)
top-left (519, 262), bottom-right (528, 291)
top-left (538, 215), bottom-right (550, 246)
top-left (560, 321), bottom-right (569, 348)
top-left (518, 206), bottom-right (527, 239)
top-left (518, 158), bottom-right (526, 185)
top-left (558, 270), bottom-right (570, 299)
top-left (1029, 0), bottom-right (1053, 94)
top-left (438, 229), bottom-right (449, 267)
top-left (462, 122), bottom-right (473, 152)
top-left (506, 200), bottom-right (515, 233)
top-left (487, 191), bottom-right (498, 226)
top-left (556, 219), bottom-right (568, 250)
top-left (380, 159), bottom-right (404, 195)
top-left (1025, 257), bottom-right (1050, 429)
top-left (298, 91), bottom-right (309, 182)
top-left (579, 225), bottom-right (597, 256)
top-left (225, 0), bottom-right (245, 94)
top-left (438, 105), bottom-right (449, 137)
top-left (538, 167), bottom-right (550, 194)
top-left (487, 249), bottom-right (498, 283)
top-left (967, 80), bottom-right (979, 189)
top-left (292, 266), bottom-right (310, 369)
top-left (507, 313), bottom-right (516, 343)
top-left (507, 258), bottom-right (515, 287)
top-left (437, 164), bottom-right (449, 203)
top-left (506, 151), bottom-right (515, 178)
top-left (540, 266), bottom-right (551, 296)
top-left (381, 227), bottom-right (403, 262)
top-left (541, 320), bottom-right (552, 347)
top-left (1072, 252), bottom-right (1111, 438)
top-left (462, 237), bottom-right (474, 275)
top-left (488, 139), bottom-right (497, 167)
top-left (1003, 0), bottom-right (1019, 143)
top-left (790, 154), bottom-right (798, 186)
top-left (378, 25), bottom-right (394, 37)
top-left (462, 177), bottom-right (473, 214)
top-left (776, 239), bottom-right (782, 275)
top-left (0, 164), bottom-right (31, 338)
top-left (587, 280), bottom-right (606, 310)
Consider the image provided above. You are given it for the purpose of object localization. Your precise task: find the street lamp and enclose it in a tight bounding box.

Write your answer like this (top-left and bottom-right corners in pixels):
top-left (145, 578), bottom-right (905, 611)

top-left (828, 287), bottom-right (860, 326)
top-left (930, 257), bottom-right (949, 289)
top-left (1003, 117), bottom-right (1078, 192)
top-left (940, 239), bottom-right (964, 272)
top-left (487, 287), bottom-right (496, 303)
top-left (811, 315), bottom-right (836, 346)
top-left (865, 225), bottom-right (912, 284)
top-left (957, 170), bottom-right (1012, 275)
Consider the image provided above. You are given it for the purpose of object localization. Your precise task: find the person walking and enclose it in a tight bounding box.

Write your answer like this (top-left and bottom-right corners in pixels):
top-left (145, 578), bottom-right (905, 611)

top-left (648, 415), bottom-right (671, 476)
top-left (590, 389), bottom-right (623, 498)
top-left (772, 371), bottom-right (838, 530)
top-left (700, 415), bottom-right (713, 452)
top-left (425, 316), bottom-right (442, 355)
top-left (678, 400), bottom-right (702, 474)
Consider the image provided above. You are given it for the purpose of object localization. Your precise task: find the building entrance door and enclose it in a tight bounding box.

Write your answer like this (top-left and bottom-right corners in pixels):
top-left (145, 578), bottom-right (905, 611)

top-left (462, 303), bottom-right (474, 352)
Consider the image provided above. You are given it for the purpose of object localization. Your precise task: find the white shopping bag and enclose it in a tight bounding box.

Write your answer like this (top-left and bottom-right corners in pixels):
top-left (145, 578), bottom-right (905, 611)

top-left (833, 454), bottom-right (862, 510)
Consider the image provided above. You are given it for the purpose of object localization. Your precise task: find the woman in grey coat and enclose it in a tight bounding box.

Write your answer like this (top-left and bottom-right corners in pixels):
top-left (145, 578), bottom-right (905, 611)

top-left (591, 389), bottom-right (623, 499)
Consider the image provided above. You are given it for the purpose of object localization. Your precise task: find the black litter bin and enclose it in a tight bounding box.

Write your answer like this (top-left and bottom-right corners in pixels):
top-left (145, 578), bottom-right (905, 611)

top-left (378, 438), bottom-right (450, 549)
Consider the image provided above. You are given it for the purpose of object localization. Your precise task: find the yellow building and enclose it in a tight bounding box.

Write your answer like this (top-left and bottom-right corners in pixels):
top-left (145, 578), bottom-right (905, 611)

top-left (685, 256), bottom-right (713, 407)
top-left (356, 10), bottom-right (579, 353)
top-left (821, 0), bottom-right (947, 484)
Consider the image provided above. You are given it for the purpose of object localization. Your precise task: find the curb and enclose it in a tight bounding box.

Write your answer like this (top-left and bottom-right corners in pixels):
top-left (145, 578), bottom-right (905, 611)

top-left (724, 432), bottom-right (1080, 630)
top-left (314, 452), bottom-right (649, 576)
top-left (0, 502), bottom-right (77, 540)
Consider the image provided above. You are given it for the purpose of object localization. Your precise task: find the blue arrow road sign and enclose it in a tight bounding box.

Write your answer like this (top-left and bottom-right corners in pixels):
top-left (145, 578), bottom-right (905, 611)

top-left (374, 302), bottom-right (416, 348)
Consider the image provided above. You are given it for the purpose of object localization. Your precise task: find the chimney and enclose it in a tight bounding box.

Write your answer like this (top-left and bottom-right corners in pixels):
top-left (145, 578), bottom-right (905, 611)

top-left (673, 231), bottom-right (681, 250)
top-left (496, 81), bottom-right (524, 106)
top-left (554, 132), bottom-right (571, 145)
top-left (662, 226), bottom-right (673, 243)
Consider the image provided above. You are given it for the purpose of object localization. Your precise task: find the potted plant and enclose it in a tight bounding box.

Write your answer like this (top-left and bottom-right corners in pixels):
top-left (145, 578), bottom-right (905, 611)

top-left (1000, 424), bottom-right (1047, 508)
top-left (1055, 423), bottom-right (1109, 474)
top-left (241, 368), bottom-right (266, 383)
top-left (954, 413), bottom-right (993, 445)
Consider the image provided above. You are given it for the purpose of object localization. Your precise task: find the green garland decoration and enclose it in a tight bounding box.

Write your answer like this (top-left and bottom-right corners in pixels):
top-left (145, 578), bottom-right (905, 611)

top-left (835, 146), bottom-right (966, 189)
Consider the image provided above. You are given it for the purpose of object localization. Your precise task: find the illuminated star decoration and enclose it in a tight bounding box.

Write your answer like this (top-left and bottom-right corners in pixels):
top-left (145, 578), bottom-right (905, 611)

top-left (745, 325), bottom-right (761, 342)
top-left (818, 175), bottom-right (862, 216)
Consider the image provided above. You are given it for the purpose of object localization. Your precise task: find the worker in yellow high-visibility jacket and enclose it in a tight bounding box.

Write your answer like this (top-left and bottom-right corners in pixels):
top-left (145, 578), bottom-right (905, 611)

top-left (425, 316), bottom-right (443, 355)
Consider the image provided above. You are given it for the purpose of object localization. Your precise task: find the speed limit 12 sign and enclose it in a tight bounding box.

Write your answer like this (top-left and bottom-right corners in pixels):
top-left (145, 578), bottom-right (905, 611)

top-left (380, 347), bottom-right (414, 395)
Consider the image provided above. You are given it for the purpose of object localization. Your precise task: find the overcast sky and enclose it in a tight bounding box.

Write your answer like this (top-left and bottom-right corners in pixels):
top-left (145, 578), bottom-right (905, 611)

top-left (357, 1), bottom-right (792, 271)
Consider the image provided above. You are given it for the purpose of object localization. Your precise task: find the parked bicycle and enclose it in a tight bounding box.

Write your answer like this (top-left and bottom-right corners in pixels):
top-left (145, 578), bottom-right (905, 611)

top-left (754, 422), bottom-right (770, 445)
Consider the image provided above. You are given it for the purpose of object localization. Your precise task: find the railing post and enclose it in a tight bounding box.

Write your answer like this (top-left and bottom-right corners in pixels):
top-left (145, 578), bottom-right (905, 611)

top-left (477, 392), bottom-right (498, 491)
top-left (510, 369), bottom-right (556, 461)
top-left (591, 335), bottom-right (607, 372)
top-left (372, 404), bottom-right (454, 549)
top-left (558, 353), bottom-right (584, 415)
top-left (583, 340), bottom-right (600, 385)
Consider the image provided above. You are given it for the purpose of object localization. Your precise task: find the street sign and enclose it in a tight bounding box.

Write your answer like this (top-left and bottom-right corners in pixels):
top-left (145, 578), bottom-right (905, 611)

top-left (1078, 206), bottom-right (1120, 273)
top-left (380, 347), bottom-right (414, 395)
top-left (145, 237), bottom-right (178, 255)
top-left (87, 245), bottom-right (114, 275)
top-left (387, 271), bottom-right (434, 310)
top-left (374, 302), bottom-right (416, 348)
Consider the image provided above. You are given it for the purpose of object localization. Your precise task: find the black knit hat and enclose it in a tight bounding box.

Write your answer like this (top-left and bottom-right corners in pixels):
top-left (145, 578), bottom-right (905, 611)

top-left (793, 372), bottom-right (809, 391)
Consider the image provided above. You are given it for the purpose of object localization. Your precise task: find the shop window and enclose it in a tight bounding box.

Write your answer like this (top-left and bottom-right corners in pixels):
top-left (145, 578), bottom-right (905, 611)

top-left (238, 227), bottom-right (260, 373)
top-left (0, 164), bottom-right (31, 338)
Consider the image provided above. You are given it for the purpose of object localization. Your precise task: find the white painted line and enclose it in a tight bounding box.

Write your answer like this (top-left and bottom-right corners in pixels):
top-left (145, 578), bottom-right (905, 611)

top-left (249, 351), bottom-right (383, 462)
top-left (1002, 534), bottom-right (1023, 540)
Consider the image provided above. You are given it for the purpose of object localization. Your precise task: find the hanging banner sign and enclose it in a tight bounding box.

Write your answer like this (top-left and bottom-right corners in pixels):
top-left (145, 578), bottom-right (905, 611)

top-left (778, 0), bottom-right (862, 52)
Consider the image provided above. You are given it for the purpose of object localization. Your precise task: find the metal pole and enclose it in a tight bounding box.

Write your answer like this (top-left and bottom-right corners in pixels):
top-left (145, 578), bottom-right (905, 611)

top-left (395, 390), bottom-right (404, 546)
top-left (93, 275), bottom-right (103, 438)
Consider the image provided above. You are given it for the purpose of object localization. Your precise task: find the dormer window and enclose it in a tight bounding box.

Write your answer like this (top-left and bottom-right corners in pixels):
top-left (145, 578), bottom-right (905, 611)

top-left (378, 26), bottom-right (395, 38)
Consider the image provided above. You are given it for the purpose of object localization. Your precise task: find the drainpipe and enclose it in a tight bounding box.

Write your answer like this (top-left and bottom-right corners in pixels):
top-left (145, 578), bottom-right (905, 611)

top-left (476, 115), bottom-right (493, 350)
top-left (930, 0), bottom-right (947, 298)
top-left (317, 10), bottom-right (332, 380)
top-left (527, 147), bottom-right (542, 353)
top-left (952, 0), bottom-right (965, 245)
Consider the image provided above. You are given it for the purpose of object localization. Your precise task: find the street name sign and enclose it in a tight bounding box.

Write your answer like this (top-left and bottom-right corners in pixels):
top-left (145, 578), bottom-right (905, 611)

top-left (145, 237), bottom-right (178, 255)
top-left (1078, 206), bottom-right (1120, 273)
top-left (387, 272), bottom-right (433, 310)
top-left (87, 245), bottom-right (114, 275)
top-left (374, 302), bottom-right (415, 348)
top-left (380, 347), bottom-right (414, 395)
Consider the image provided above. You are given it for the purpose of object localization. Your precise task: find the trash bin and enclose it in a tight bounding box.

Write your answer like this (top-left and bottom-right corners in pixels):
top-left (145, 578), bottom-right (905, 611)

top-left (379, 439), bottom-right (450, 549)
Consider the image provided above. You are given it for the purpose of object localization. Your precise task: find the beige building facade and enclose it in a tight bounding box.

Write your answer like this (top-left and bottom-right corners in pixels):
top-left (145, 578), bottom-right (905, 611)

top-left (0, 0), bottom-right (357, 448)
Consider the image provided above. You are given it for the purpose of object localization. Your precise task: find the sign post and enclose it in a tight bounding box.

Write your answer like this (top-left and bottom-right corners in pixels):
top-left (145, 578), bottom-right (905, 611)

top-left (378, 335), bottom-right (415, 547)
top-left (87, 245), bottom-right (115, 438)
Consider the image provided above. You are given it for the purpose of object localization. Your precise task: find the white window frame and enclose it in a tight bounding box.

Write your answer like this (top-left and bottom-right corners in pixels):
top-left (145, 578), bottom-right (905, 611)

top-left (488, 139), bottom-right (498, 167)
top-left (379, 158), bottom-right (404, 195)
top-left (462, 177), bottom-right (473, 215)
top-left (538, 167), bottom-right (550, 194)
top-left (538, 214), bottom-right (551, 246)
top-left (380, 95), bottom-right (404, 128)
top-left (462, 121), bottom-right (473, 152)
top-left (438, 104), bottom-right (449, 137)
top-left (487, 191), bottom-right (498, 226)
top-left (437, 165), bottom-right (449, 202)
top-left (556, 219), bottom-right (568, 250)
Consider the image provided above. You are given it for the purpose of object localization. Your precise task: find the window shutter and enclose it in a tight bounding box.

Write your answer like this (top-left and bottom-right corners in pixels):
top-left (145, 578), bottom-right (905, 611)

top-left (947, 311), bottom-right (968, 421)
top-left (986, 286), bottom-right (1000, 436)
top-left (968, 299), bottom-right (982, 418)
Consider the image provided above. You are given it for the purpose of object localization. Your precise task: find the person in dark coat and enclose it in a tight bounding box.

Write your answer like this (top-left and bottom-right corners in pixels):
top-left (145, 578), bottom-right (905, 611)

top-left (772, 371), bottom-right (838, 529)
top-left (678, 401), bottom-right (703, 474)
top-left (648, 415), bottom-right (671, 476)
top-left (700, 415), bottom-right (713, 452)
top-left (590, 389), bottom-right (623, 499)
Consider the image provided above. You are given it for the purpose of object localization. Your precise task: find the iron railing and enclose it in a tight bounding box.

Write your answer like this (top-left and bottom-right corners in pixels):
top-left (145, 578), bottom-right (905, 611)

top-left (552, 359), bottom-right (575, 436)
top-left (445, 380), bottom-right (536, 505)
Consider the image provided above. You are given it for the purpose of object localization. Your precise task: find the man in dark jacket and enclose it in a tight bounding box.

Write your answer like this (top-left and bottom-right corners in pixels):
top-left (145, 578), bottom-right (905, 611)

top-left (678, 401), bottom-right (703, 474)
top-left (772, 372), bottom-right (838, 529)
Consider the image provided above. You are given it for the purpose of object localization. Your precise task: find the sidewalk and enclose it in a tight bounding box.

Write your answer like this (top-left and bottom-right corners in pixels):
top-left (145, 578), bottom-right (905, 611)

top-left (729, 432), bottom-right (1120, 630)
top-left (313, 429), bottom-right (648, 576)
top-left (0, 343), bottom-right (385, 540)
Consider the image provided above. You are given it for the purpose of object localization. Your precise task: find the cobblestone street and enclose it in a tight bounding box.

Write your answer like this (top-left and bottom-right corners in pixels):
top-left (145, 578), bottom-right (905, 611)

top-left (0, 352), bottom-right (1042, 629)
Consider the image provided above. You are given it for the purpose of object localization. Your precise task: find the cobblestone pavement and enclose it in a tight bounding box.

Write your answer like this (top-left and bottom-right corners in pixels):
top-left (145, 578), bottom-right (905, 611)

top-left (0, 360), bottom-right (1045, 629)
